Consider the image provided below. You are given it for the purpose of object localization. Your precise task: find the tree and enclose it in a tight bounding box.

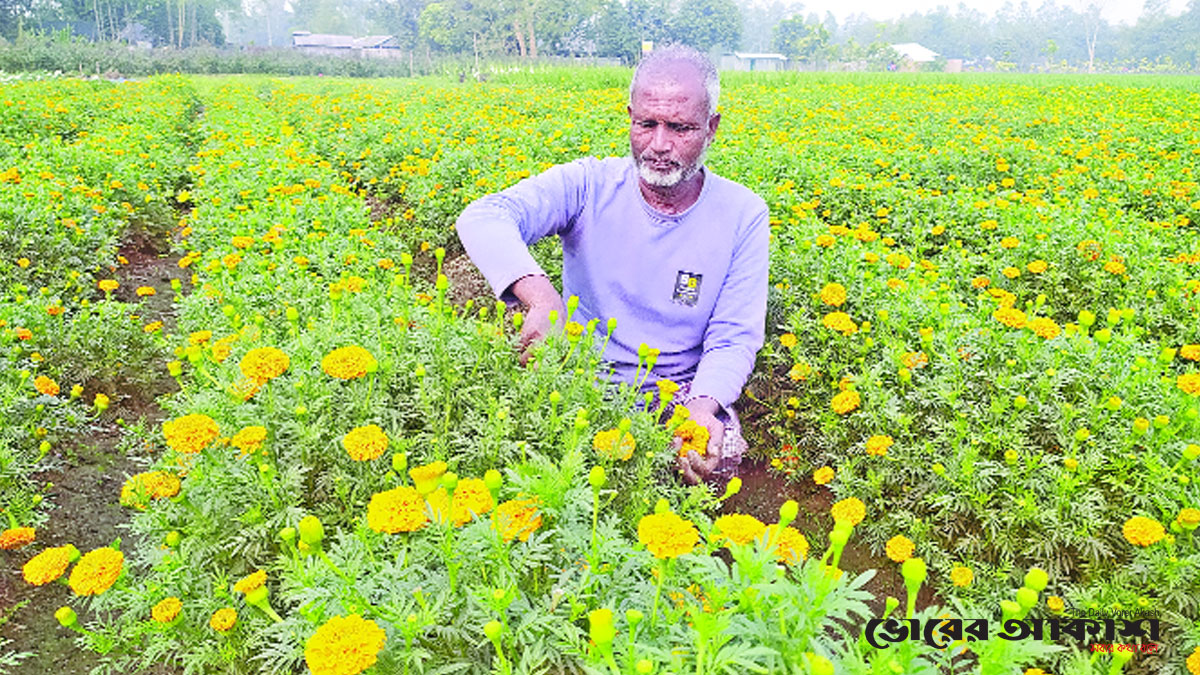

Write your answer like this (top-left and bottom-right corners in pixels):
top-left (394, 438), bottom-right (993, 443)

top-left (668, 0), bottom-right (740, 51)
top-left (773, 15), bottom-right (829, 66)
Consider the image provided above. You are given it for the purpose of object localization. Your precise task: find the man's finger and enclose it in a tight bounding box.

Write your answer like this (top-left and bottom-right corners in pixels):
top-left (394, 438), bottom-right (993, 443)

top-left (679, 452), bottom-right (700, 485)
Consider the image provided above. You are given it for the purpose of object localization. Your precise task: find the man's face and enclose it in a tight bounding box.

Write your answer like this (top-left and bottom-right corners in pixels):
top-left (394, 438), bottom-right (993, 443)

top-left (628, 65), bottom-right (719, 189)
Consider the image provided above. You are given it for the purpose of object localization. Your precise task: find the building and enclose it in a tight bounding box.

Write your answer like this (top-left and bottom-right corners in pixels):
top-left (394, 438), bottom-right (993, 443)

top-left (720, 52), bottom-right (789, 72)
top-left (291, 32), bottom-right (402, 58)
top-left (890, 43), bottom-right (939, 70)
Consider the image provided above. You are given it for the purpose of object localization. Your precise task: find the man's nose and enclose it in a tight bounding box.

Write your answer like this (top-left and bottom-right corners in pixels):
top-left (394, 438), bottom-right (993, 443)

top-left (648, 124), bottom-right (673, 152)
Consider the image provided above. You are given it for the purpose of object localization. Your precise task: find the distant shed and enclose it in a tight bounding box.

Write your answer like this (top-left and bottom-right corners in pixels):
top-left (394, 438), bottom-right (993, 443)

top-left (720, 52), bottom-right (789, 72)
top-left (292, 32), bottom-right (402, 58)
top-left (890, 42), bottom-right (939, 70)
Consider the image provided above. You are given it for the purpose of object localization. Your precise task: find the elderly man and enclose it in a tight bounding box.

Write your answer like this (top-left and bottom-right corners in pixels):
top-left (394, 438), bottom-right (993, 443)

top-left (455, 45), bottom-right (769, 484)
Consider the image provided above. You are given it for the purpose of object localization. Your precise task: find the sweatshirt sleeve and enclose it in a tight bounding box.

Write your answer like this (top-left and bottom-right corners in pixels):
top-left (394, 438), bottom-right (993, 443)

top-left (686, 202), bottom-right (770, 410)
top-left (455, 159), bottom-right (591, 302)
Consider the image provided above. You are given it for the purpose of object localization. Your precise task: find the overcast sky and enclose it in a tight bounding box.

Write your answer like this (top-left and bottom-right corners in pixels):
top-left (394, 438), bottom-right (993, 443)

top-left (795, 0), bottom-right (1190, 26)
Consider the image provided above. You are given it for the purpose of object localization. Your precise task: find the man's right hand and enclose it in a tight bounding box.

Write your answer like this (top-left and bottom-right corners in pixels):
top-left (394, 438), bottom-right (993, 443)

top-left (509, 275), bottom-right (565, 366)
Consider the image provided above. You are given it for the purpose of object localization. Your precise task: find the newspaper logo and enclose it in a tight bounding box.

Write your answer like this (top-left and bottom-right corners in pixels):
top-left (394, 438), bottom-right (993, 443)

top-left (672, 271), bottom-right (702, 306)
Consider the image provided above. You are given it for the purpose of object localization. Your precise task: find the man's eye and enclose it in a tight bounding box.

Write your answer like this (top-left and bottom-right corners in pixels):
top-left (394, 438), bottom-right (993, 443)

top-left (670, 124), bottom-right (698, 134)
top-left (637, 121), bottom-right (657, 129)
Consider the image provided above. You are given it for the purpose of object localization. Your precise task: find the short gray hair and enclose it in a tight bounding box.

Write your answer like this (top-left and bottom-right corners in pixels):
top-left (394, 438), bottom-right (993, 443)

top-left (629, 44), bottom-right (720, 117)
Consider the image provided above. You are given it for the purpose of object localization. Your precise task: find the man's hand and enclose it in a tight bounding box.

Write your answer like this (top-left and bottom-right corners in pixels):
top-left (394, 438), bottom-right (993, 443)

top-left (509, 275), bottom-right (565, 366)
top-left (676, 396), bottom-right (725, 485)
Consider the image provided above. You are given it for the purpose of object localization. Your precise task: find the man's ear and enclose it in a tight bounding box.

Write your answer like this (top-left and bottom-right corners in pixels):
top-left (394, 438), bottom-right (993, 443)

top-left (708, 112), bottom-right (721, 138)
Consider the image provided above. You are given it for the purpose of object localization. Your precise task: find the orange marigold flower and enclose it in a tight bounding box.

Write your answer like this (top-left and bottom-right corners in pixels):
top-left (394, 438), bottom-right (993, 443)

top-left (15, 327), bottom-right (32, 340)
top-left (1178, 373), bottom-right (1200, 396)
top-left (233, 570), bottom-right (267, 595)
top-left (321, 345), bottom-right (377, 380)
top-left (120, 471), bottom-right (181, 509)
top-left (674, 420), bottom-right (709, 458)
top-left (813, 466), bottom-right (835, 485)
top-left (342, 425), bottom-right (388, 461)
top-left (22, 544), bottom-right (78, 585)
top-left (765, 524), bottom-right (809, 565)
top-left (711, 514), bottom-right (766, 546)
top-left (1122, 516), bottom-right (1164, 547)
top-left (69, 547), bottom-right (124, 596)
top-left (885, 535), bottom-right (915, 562)
top-left (210, 607), bottom-right (237, 632)
top-left (0, 526), bottom-right (36, 550)
top-left (638, 511), bottom-right (699, 559)
top-left (304, 614), bottom-right (387, 675)
top-left (831, 497), bottom-right (866, 526)
top-left (33, 375), bottom-right (60, 397)
top-left (239, 346), bottom-right (289, 382)
top-left (950, 564), bottom-right (973, 588)
top-left (450, 478), bottom-right (494, 526)
top-left (152, 596), bottom-right (182, 623)
top-left (593, 428), bottom-right (635, 461)
top-left (1077, 239), bottom-right (1102, 261)
top-left (492, 497), bottom-right (542, 542)
top-left (971, 276), bottom-right (990, 289)
top-left (1028, 317), bottom-right (1062, 340)
top-left (162, 413), bottom-right (219, 454)
top-left (820, 282), bottom-right (847, 307)
top-left (367, 486), bottom-right (427, 534)
top-left (831, 390), bottom-right (861, 415)
top-left (230, 426), bottom-right (268, 455)
top-left (231, 236), bottom-right (254, 249)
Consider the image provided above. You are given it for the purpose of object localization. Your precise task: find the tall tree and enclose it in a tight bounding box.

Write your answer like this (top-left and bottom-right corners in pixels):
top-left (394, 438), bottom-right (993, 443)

top-left (668, 0), bottom-right (740, 50)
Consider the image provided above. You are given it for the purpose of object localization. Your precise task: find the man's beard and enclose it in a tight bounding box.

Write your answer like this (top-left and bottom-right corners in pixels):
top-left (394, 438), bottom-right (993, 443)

top-left (634, 144), bottom-right (708, 188)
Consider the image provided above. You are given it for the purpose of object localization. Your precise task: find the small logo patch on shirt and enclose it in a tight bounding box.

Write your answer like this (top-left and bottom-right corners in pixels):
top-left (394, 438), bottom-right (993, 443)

top-left (672, 271), bottom-right (702, 306)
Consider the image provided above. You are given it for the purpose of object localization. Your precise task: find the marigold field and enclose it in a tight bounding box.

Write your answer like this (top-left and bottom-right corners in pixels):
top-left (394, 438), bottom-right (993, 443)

top-left (1, 70), bottom-right (1199, 675)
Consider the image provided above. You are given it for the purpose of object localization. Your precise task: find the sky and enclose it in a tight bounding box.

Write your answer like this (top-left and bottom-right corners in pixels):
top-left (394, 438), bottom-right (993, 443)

top-left (792, 0), bottom-right (1191, 26)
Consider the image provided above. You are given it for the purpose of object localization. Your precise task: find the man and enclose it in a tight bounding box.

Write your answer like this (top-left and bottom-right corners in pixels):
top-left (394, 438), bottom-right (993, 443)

top-left (455, 45), bottom-right (769, 484)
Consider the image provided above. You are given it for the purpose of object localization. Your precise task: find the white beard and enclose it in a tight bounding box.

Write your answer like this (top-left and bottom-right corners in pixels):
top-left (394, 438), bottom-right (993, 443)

top-left (635, 143), bottom-right (708, 188)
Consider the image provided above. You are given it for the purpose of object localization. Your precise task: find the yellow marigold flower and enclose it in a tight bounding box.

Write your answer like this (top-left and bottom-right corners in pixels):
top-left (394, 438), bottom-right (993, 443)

top-left (304, 614), bottom-right (387, 675)
top-left (1001, 266), bottom-right (1021, 279)
top-left (1027, 260), bottom-right (1048, 274)
top-left (120, 471), bottom-right (181, 509)
top-left (210, 607), bottom-right (237, 632)
top-left (950, 565), bottom-right (973, 588)
top-left (779, 332), bottom-right (798, 349)
top-left (593, 428), bottom-right (635, 461)
top-left (765, 524), bottom-right (809, 565)
top-left (711, 514), bottom-right (766, 546)
top-left (152, 597), bottom-right (182, 623)
top-left (33, 375), bottom-right (60, 397)
top-left (143, 321), bottom-right (163, 334)
top-left (971, 276), bottom-right (990, 289)
top-left (492, 497), bottom-right (542, 542)
top-left (1000, 236), bottom-right (1019, 249)
top-left (1180, 344), bottom-right (1200, 361)
top-left (367, 486), bottom-right (427, 534)
top-left (1187, 646), bottom-right (1200, 675)
top-left (211, 336), bottom-right (236, 363)
top-left (820, 282), bottom-right (847, 307)
top-left (1025, 668), bottom-right (1047, 675)
top-left (345, 276), bottom-right (367, 293)
top-left (886, 252), bottom-right (912, 269)
top-left (0, 526), bottom-right (35, 550)
top-left (993, 306), bottom-right (1028, 329)
top-left (342, 425), bottom-right (388, 461)
top-left (1047, 596), bottom-right (1065, 612)
top-left (831, 497), bottom-right (866, 526)
top-left (1122, 516), bottom-right (1165, 547)
top-left (815, 234), bottom-right (835, 248)
top-left (831, 390), bottom-right (861, 415)
top-left (322, 345), bottom-right (378, 380)
top-left (233, 570), bottom-right (266, 595)
top-left (865, 435), bottom-right (893, 456)
top-left (69, 547), bottom-right (124, 596)
top-left (1178, 373), bottom-right (1200, 396)
top-left (409, 460), bottom-right (448, 494)
top-left (239, 346), bottom-right (289, 382)
top-left (1177, 508), bottom-right (1200, 529)
top-left (813, 466), bottom-right (835, 485)
top-left (1104, 259), bottom-right (1126, 275)
top-left (450, 478), bottom-right (494, 526)
top-left (22, 544), bottom-right (77, 585)
top-left (1028, 317), bottom-right (1062, 340)
top-left (97, 279), bottom-right (119, 292)
top-left (674, 420), bottom-right (709, 458)
top-left (230, 426), bottom-right (268, 455)
top-left (231, 236), bottom-right (254, 249)
top-left (135, 286), bottom-right (156, 297)
top-left (425, 487), bottom-right (451, 525)
top-left (656, 378), bottom-right (680, 400)
top-left (822, 311), bottom-right (858, 336)
top-left (162, 413), bottom-right (219, 455)
top-left (188, 330), bottom-right (213, 346)
top-left (638, 511), bottom-right (699, 559)
top-left (902, 351), bottom-right (928, 369)
top-left (885, 535), bottom-right (914, 562)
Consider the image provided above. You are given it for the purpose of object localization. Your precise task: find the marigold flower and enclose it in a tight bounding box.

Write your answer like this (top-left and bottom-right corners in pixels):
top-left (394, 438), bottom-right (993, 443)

top-left (14, 327), bottom-right (32, 340)
top-left (136, 286), bottom-right (156, 297)
top-left (778, 333), bottom-right (798, 349)
top-left (162, 413), bottom-right (219, 454)
top-left (152, 597), bottom-right (182, 623)
top-left (1028, 317), bottom-right (1061, 340)
top-left (233, 570), bottom-right (266, 595)
top-left (304, 614), bottom-right (387, 675)
top-left (1178, 373), bottom-right (1200, 396)
top-left (188, 330), bottom-right (213, 346)
top-left (33, 375), bottom-right (60, 397)
top-left (812, 466), bottom-right (835, 485)
top-left (638, 511), bottom-right (699, 559)
top-left (409, 460), bottom-right (448, 494)
top-left (711, 514), bottom-right (766, 546)
top-left (674, 420), bottom-right (709, 457)
top-left (97, 279), bottom-right (119, 292)
top-left (425, 487), bottom-right (451, 525)
top-left (971, 276), bottom-right (990, 289)
top-left (342, 425), bottom-right (388, 461)
top-left (0, 526), bottom-right (35, 550)
top-left (593, 428), bottom-right (635, 461)
top-left (902, 351), bottom-right (928, 369)
top-left (831, 497), bottom-right (866, 526)
top-left (1104, 259), bottom-right (1126, 275)
top-left (822, 311), bottom-right (858, 336)
top-left (993, 306), bottom-right (1028, 329)
top-left (656, 378), bottom-right (681, 401)
top-left (1000, 236), bottom-right (1019, 249)
top-left (321, 345), bottom-right (377, 380)
top-left (815, 234), bottom-right (835, 248)
top-left (886, 252), bottom-right (911, 269)
top-left (765, 524), bottom-right (809, 564)
top-left (239, 346), bottom-right (289, 382)
top-left (231, 236), bottom-right (254, 249)
top-left (950, 564), bottom-right (973, 588)
top-left (210, 607), bottom-right (237, 632)
top-left (69, 547), bottom-right (124, 596)
top-left (1122, 516), bottom-right (1165, 547)
top-left (492, 497), bottom-right (542, 542)
top-left (367, 486), bottom-right (427, 533)
top-left (1181, 345), bottom-right (1200, 361)
top-left (1177, 508), bottom-right (1200, 530)
top-left (120, 471), bottom-right (181, 509)
top-left (819, 282), bottom-right (847, 307)
top-left (831, 390), bottom-right (861, 415)
top-left (450, 478), bottom-right (494, 526)
top-left (1046, 596), bottom-right (1065, 612)
top-left (1027, 260), bottom-right (1048, 274)
top-left (885, 535), bottom-right (915, 562)
top-left (1001, 266), bottom-right (1021, 279)
top-left (230, 426), bottom-right (268, 455)
top-left (22, 544), bottom-right (77, 585)
top-left (865, 435), bottom-right (893, 456)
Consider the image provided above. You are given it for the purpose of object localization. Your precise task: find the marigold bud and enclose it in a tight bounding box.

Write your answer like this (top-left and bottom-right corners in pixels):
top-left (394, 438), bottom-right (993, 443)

top-left (298, 515), bottom-right (324, 546)
top-left (588, 466), bottom-right (606, 489)
top-left (484, 469), bottom-right (503, 492)
top-left (1016, 587), bottom-right (1039, 611)
top-left (1023, 567), bottom-right (1049, 591)
top-left (55, 606), bottom-right (78, 628)
top-left (778, 500), bottom-right (799, 527)
top-left (483, 620), bottom-right (503, 642)
top-left (588, 608), bottom-right (615, 646)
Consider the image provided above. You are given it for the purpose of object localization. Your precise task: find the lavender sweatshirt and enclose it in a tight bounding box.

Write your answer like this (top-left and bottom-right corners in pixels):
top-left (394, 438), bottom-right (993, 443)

top-left (455, 156), bottom-right (769, 410)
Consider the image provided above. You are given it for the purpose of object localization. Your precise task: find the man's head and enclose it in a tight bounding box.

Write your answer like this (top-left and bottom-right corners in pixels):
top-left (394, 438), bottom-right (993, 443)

top-left (628, 45), bottom-right (721, 189)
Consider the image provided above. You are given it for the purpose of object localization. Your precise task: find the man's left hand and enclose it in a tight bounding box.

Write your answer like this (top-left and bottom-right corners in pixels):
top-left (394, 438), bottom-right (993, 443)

top-left (677, 397), bottom-right (724, 485)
